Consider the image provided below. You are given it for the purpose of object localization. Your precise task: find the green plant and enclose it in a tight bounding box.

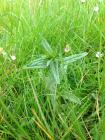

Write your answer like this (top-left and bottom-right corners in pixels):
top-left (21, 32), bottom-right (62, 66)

top-left (1, 0), bottom-right (105, 139)
top-left (24, 38), bottom-right (88, 85)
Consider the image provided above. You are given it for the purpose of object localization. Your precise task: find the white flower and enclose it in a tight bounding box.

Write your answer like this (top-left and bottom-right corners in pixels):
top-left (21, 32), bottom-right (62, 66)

top-left (10, 55), bottom-right (16, 60)
top-left (64, 44), bottom-right (71, 53)
top-left (93, 6), bottom-right (99, 13)
top-left (81, 0), bottom-right (86, 3)
top-left (96, 52), bottom-right (103, 58)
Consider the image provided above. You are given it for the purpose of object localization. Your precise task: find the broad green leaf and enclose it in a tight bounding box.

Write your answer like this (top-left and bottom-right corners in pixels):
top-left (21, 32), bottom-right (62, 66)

top-left (62, 93), bottom-right (81, 104)
top-left (41, 38), bottom-right (53, 55)
top-left (64, 52), bottom-right (88, 65)
top-left (50, 60), bottom-right (60, 84)
top-left (24, 57), bottom-right (49, 69)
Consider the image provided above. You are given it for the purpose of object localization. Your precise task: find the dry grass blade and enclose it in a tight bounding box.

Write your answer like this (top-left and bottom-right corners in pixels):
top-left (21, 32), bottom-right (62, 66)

top-left (32, 109), bottom-right (54, 140)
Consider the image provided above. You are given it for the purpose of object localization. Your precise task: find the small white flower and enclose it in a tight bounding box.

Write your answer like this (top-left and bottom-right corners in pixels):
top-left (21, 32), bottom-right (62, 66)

top-left (81, 0), bottom-right (86, 3)
top-left (64, 44), bottom-right (71, 53)
top-left (93, 6), bottom-right (99, 13)
top-left (10, 55), bottom-right (16, 61)
top-left (96, 52), bottom-right (103, 58)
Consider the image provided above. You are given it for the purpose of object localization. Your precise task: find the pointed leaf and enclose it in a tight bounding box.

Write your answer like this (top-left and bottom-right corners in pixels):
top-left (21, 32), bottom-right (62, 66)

top-left (41, 38), bottom-right (53, 55)
top-left (62, 93), bottom-right (81, 105)
top-left (50, 60), bottom-right (60, 84)
top-left (64, 52), bottom-right (88, 65)
top-left (24, 56), bottom-right (49, 69)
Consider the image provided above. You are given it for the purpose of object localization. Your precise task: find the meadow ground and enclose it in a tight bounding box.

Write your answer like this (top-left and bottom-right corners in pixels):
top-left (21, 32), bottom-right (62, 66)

top-left (0, 0), bottom-right (105, 139)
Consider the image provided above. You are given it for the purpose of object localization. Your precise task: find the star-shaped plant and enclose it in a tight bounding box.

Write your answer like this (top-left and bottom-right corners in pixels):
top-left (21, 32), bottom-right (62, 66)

top-left (24, 38), bottom-right (88, 85)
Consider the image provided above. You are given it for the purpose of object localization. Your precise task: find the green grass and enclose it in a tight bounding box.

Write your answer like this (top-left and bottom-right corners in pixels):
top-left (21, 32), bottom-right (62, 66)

top-left (0, 0), bottom-right (105, 139)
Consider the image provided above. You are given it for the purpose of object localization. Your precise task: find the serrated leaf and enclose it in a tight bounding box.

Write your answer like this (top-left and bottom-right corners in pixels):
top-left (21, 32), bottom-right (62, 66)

top-left (41, 38), bottom-right (53, 55)
top-left (62, 93), bottom-right (81, 105)
top-left (64, 52), bottom-right (88, 65)
top-left (50, 60), bottom-right (60, 84)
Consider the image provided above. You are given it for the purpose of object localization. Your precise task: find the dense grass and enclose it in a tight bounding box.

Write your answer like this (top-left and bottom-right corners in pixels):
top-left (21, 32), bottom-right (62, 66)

top-left (0, 0), bottom-right (105, 139)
